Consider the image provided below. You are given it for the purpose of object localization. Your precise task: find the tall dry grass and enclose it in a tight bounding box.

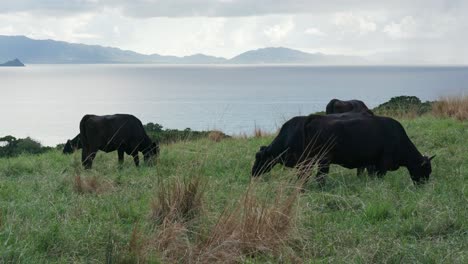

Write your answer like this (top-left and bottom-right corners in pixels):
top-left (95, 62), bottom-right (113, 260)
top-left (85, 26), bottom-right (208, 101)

top-left (143, 180), bottom-right (302, 263)
top-left (150, 176), bottom-right (205, 225)
top-left (208, 130), bottom-right (227, 142)
top-left (254, 127), bottom-right (267, 138)
top-left (432, 96), bottom-right (468, 121)
top-left (73, 175), bottom-right (113, 194)
top-left (194, 185), bottom-right (300, 263)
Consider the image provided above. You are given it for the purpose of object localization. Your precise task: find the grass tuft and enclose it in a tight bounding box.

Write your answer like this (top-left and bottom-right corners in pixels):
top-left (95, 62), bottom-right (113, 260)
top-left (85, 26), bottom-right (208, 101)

top-left (194, 183), bottom-right (301, 263)
top-left (363, 201), bottom-right (393, 223)
top-left (150, 176), bottom-right (205, 225)
top-left (208, 130), bottom-right (227, 142)
top-left (150, 222), bottom-right (192, 263)
top-left (432, 96), bottom-right (468, 120)
top-left (254, 126), bottom-right (269, 138)
top-left (73, 175), bottom-right (113, 194)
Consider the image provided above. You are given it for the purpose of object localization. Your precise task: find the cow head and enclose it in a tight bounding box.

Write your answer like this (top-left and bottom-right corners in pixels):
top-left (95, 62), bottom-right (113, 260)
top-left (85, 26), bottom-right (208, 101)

top-left (251, 146), bottom-right (276, 177)
top-left (143, 142), bottom-right (160, 165)
top-left (63, 140), bottom-right (74, 154)
top-left (410, 155), bottom-right (436, 184)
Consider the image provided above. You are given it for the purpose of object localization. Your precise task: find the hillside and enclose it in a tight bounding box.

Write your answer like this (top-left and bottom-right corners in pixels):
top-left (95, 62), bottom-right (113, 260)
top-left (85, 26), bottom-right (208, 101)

top-left (0, 35), bottom-right (364, 64)
top-left (0, 116), bottom-right (466, 263)
top-left (0, 58), bottom-right (24, 67)
top-left (230, 47), bottom-right (365, 64)
top-left (0, 35), bottom-right (225, 64)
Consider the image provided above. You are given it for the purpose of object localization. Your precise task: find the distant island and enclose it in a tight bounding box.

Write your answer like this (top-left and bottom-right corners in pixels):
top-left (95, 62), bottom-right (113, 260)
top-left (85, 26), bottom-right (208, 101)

top-left (0, 35), bottom-right (365, 65)
top-left (0, 58), bottom-right (25, 67)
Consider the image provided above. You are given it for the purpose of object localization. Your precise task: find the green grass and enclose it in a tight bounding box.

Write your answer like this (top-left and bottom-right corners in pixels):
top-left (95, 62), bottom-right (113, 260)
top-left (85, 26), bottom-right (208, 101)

top-left (0, 116), bottom-right (467, 263)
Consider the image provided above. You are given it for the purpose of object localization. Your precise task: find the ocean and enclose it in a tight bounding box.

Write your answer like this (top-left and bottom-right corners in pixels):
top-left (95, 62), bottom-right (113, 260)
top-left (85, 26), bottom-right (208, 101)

top-left (1, 64), bottom-right (467, 146)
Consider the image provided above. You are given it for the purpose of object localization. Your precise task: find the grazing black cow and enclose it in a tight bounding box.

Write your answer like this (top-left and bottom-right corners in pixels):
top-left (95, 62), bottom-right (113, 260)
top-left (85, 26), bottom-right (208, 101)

top-left (325, 98), bottom-right (375, 176)
top-left (80, 114), bottom-right (159, 169)
top-left (63, 134), bottom-right (82, 154)
top-left (326, 99), bottom-right (373, 115)
top-left (252, 113), bottom-right (434, 186)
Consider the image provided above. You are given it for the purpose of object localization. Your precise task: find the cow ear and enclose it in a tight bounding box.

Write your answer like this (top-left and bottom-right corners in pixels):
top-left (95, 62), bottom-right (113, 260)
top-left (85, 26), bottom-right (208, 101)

top-left (421, 155), bottom-right (434, 166)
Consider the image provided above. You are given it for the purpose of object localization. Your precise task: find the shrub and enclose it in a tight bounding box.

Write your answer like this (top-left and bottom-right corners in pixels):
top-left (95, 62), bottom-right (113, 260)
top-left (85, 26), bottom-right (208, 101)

top-left (373, 96), bottom-right (432, 117)
top-left (144, 123), bottom-right (229, 144)
top-left (0, 136), bottom-right (51, 158)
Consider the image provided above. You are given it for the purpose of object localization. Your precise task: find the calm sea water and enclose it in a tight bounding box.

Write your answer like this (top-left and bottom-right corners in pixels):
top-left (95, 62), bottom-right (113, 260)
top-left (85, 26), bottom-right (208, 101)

top-left (1, 64), bottom-right (467, 146)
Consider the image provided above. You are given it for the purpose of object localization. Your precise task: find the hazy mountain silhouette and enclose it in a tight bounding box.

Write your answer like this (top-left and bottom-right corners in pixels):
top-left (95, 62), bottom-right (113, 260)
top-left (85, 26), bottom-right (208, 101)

top-left (0, 58), bottom-right (25, 67)
top-left (0, 35), bottom-right (365, 64)
top-left (230, 47), bottom-right (365, 64)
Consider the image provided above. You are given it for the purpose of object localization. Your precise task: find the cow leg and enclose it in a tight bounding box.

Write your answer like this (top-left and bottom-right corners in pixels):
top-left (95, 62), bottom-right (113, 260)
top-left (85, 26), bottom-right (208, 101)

top-left (81, 146), bottom-right (96, 169)
top-left (133, 153), bottom-right (140, 167)
top-left (357, 167), bottom-right (365, 177)
top-left (376, 157), bottom-right (391, 177)
top-left (366, 165), bottom-right (377, 177)
top-left (118, 148), bottom-right (124, 164)
top-left (316, 161), bottom-right (330, 187)
top-left (81, 146), bottom-right (88, 168)
top-left (82, 148), bottom-right (96, 169)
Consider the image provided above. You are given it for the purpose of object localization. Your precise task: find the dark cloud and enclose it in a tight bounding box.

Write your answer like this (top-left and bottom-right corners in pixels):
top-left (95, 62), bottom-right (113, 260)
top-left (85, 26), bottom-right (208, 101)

top-left (0, 0), bottom-right (99, 14)
top-left (1, 0), bottom-right (466, 17)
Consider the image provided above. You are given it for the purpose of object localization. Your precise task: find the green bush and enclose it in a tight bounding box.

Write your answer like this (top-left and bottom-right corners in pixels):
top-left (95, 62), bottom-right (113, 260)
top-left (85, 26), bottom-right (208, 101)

top-left (144, 123), bottom-right (227, 144)
top-left (373, 96), bottom-right (432, 116)
top-left (0, 136), bottom-right (51, 158)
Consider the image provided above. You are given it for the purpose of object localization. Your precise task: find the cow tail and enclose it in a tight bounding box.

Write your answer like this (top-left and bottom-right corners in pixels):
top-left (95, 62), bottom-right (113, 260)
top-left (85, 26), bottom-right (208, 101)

top-left (326, 99), bottom-right (338, 114)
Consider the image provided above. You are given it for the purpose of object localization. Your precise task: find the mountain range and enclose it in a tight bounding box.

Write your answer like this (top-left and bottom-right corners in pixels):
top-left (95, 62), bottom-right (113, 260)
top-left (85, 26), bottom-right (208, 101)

top-left (0, 35), bottom-right (366, 65)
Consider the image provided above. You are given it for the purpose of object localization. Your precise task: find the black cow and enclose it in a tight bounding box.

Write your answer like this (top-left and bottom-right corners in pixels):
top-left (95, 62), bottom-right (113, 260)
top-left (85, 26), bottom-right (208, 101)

top-left (326, 99), bottom-right (373, 115)
top-left (63, 134), bottom-right (82, 154)
top-left (80, 114), bottom-right (159, 169)
top-left (252, 113), bottom-right (434, 186)
top-left (325, 98), bottom-right (375, 175)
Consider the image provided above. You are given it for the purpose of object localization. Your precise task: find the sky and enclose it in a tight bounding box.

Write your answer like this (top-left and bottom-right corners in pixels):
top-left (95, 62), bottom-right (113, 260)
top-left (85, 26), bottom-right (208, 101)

top-left (0, 0), bottom-right (467, 63)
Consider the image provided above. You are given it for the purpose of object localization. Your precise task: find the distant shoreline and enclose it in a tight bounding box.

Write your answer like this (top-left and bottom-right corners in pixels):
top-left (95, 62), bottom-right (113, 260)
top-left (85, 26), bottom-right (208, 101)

top-left (10, 63), bottom-right (468, 67)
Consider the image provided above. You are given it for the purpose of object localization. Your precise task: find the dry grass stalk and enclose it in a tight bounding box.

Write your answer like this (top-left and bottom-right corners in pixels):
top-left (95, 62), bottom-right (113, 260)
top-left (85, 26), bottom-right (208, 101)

top-left (73, 175), bottom-right (112, 194)
top-left (432, 96), bottom-right (468, 121)
top-left (194, 184), bottom-right (300, 263)
top-left (254, 127), bottom-right (267, 138)
top-left (232, 132), bottom-right (248, 139)
top-left (208, 130), bottom-right (226, 142)
top-left (150, 222), bottom-right (192, 263)
top-left (129, 225), bottom-right (143, 256)
top-left (145, 182), bottom-right (301, 263)
top-left (150, 176), bottom-right (204, 225)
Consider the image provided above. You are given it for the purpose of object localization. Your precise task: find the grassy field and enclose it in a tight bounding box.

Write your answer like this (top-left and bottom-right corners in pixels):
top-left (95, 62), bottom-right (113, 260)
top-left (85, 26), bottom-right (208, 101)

top-left (0, 116), bottom-right (467, 263)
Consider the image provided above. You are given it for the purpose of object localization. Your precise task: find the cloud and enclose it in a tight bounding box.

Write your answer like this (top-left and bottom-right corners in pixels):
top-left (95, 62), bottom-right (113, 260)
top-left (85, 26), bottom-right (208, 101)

top-left (0, 11), bottom-right (99, 43)
top-left (0, 1), bottom-right (467, 63)
top-left (383, 15), bottom-right (460, 40)
top-left (1, 1), bottom-right (467, 18)
top-left (333, 12), bottom-right (377, 35)
top-left (383, 16), bottom-right (417, 39)
top-left (264, 19), bottom-right (295, 42)
top-left (304, 27), bottom-right (325, 36)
